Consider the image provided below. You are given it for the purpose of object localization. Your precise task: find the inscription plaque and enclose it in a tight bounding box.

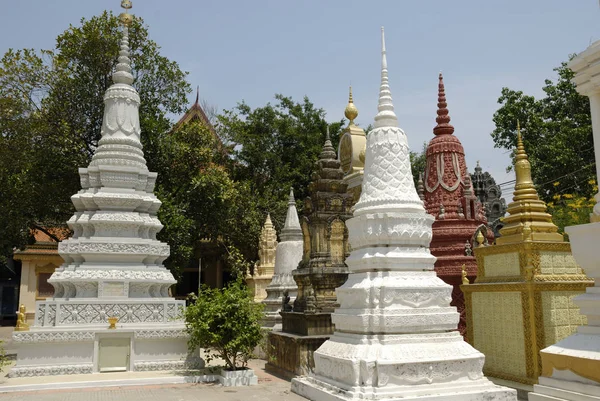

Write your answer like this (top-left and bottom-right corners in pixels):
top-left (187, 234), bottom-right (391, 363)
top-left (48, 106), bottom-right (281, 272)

top-left (103, 282), bottom-right (125, 297)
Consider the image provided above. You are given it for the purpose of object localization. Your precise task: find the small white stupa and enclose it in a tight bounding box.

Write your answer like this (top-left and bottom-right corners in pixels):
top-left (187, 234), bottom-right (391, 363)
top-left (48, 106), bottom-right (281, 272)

top-left (291, 28), bottom-right (516, 401)
top-left (11, 1), bottom-right (194, 376)
top-left (262, 188), bottom-right (302, 329)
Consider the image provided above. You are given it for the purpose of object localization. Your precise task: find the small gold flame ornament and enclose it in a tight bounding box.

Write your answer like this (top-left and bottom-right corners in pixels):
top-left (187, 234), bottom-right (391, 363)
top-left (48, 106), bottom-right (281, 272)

top-left (108, 316), bottom-right (118, 329)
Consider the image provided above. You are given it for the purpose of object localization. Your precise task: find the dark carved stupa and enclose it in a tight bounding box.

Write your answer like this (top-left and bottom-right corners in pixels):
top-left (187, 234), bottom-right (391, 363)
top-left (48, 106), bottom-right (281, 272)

top-left (471, 161), bottom-right (507, 238)
top-left (266, 130), bottom-right (353, 378)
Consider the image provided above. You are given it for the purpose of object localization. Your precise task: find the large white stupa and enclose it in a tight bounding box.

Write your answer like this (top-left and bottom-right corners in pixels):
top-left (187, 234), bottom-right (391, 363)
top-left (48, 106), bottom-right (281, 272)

top-left (291, 28), bottom-right (516, 401)
top-left (11, 1), bottom-right (194, 377)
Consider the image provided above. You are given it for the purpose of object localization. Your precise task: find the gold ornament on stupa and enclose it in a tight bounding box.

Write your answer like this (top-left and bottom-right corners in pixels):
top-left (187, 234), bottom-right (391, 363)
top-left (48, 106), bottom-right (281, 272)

top-left (119, 0), bottom-right (133, 27)
top-left (496, 121), bottom-right (563, 244)
top-left (345, 86), bottom-right (359, 125)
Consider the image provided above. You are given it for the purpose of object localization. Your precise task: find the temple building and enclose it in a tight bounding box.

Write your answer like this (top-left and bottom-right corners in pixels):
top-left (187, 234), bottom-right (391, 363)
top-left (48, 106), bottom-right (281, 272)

top-left (530, 38), bottom-right (600, 401)
top-left (11, 2), bottom-right (197, 376)
top-left (267, 129), bottom-right (352, 378)
top-left (246, 214), bottom-right (277, 302)
top-left (293, 27), bottom-right (515, 401)
top-left (12, 229), bottom-right (69, 325)
top-left (471, 161), bottom-right (507, 238)
top-left (423, 73), bottom-right (493, 338)
top-left (262, 188), bottom-right (302, 329)
top-left (462, 124), bottom-right (593, 386)
top-left (338, 87), bottom-right (366, 204)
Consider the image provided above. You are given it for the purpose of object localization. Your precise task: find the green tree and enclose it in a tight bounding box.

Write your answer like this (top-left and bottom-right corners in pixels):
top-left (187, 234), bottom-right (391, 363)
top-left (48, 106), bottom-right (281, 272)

top-left (0, 12), bottom-right (190, 263)
top-left (218, 95), bottom-right (344, 232)
top-left (156, 121), bottom-right (262, 278)
top-left (185, 278), bottom-right (264, 370)
top-left (410, 142), bottom-right (427, 187)
top-left (491, 58), bottom-right (594, 203)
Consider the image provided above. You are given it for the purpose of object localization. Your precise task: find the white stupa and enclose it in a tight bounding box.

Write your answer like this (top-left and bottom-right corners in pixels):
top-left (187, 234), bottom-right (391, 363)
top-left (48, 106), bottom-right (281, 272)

top-left (11, 1), bottom-right (194, 377)
top-left (291, 28), bottom-right (516, 401)
top-left (262, 188), bottom-right (302, 329)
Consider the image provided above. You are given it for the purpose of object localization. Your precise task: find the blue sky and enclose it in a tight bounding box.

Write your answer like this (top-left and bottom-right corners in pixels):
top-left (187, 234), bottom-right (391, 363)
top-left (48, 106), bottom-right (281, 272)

top-left (2, 0), bottom-right (599, 195)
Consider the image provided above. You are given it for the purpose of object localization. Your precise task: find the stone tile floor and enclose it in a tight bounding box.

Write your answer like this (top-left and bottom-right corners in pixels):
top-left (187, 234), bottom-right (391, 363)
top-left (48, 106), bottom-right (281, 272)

top-left (0, 359), bottom-right (306, 401)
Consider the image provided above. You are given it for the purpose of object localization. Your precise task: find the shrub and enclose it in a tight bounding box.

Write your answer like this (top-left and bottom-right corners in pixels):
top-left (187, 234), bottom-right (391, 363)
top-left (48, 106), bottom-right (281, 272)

top-left (185, 278), bottom-right (264, 371)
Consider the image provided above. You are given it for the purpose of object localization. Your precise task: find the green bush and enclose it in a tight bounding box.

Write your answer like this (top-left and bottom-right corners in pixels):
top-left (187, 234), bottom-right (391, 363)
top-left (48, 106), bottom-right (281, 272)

top-left (185, 278), bottom-right (264, 371)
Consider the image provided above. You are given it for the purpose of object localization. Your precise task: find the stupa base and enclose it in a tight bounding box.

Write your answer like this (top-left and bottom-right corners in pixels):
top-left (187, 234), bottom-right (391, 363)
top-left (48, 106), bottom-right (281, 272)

top-left (291, 331), bottom-right (516, 400)
top-left (10, 325), bottom-right (200, 377)
top-left (265, 331), bottom-right (330, 378)
top-left (292, 375), bottom-right (516, 401)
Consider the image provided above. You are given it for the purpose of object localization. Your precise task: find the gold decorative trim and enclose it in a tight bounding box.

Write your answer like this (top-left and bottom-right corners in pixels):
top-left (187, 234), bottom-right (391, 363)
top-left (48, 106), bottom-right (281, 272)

top-left (541, 351), bottom-right (600, 383)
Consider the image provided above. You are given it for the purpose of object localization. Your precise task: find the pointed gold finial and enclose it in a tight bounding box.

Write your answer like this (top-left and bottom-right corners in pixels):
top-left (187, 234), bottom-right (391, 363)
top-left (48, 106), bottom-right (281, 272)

top-left (496, 120), bottom-right (563, 244)
top-left (345, 86), bottom-right (359, 125)
top-left (119, 0), bottom-right (133, 27)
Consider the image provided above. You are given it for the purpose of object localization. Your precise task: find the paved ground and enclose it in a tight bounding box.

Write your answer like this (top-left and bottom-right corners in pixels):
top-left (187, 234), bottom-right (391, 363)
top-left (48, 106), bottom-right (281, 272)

top-left (0, 358), bottom-right (306, 401)
top-left (0, 382), bottom-right (306, 401)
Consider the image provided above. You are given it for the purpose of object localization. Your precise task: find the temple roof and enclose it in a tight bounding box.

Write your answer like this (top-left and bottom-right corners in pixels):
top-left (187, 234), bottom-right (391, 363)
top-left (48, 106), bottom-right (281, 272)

top-left (496, 122), bottom-right (563, 244)
top-left (172, 86), bottom-right (217, 136)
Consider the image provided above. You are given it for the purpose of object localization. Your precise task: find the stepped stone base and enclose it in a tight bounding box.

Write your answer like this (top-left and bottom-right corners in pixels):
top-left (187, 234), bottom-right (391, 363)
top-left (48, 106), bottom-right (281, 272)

top-left (530, 377), bottom-right (600, 401)
top-left (11, 325), bottom-right (200, 377)
top-left (265, 331), bottom-right (329, 378)
top-left (292, 375), bottom-right (517, 401)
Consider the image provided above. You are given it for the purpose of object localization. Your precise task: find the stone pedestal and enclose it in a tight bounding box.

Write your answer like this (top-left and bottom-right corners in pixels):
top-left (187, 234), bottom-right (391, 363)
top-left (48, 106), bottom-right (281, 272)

top-left (292, 27), bottom-right (515, 401)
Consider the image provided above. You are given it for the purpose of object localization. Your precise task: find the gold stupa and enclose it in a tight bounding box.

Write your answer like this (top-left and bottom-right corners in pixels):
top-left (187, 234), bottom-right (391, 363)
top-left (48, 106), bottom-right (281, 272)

top-left (496, 122), bottom-right (563, 244)
top-left (462, 122), bottom-right (592, 385)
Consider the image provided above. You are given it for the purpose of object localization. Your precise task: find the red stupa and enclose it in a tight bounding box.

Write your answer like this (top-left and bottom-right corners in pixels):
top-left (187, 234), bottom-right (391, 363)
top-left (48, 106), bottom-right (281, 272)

top-left (423, 73), bottom-right (493, 338)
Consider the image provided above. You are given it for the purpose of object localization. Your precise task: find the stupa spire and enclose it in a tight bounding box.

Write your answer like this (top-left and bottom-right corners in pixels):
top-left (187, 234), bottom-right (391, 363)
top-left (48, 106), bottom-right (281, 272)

top-left (374, 27), bottom-right (398, 128)
top-left (433, 73), bottom-right (455, 135)
top-left (113, 0), bottom-right (134, 85)
top-left (319, 126), bottom-right (336, 160)
top-left (345, 86), bottom-right (358, 125)
top-left (496, 121), bottom-right (563, 244)
top-left (280, 187), bottom-right (302, 241)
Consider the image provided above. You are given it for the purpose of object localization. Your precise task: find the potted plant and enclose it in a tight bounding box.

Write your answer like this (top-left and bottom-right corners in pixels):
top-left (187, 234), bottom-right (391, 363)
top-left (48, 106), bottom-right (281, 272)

top-left (185, 277), bottom-right (264, 386)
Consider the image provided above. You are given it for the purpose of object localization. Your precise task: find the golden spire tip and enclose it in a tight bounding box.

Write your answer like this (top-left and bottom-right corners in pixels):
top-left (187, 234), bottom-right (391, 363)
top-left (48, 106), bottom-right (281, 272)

top-left (119, 0), bottom-right (133, 27)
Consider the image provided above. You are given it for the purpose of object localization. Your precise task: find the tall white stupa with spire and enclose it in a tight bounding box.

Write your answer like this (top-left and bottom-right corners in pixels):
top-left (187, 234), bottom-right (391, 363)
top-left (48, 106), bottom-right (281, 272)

top-left (10, 1), bottom-right (194, 377)
top-left (291, 28), bottom-right (516, 401)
